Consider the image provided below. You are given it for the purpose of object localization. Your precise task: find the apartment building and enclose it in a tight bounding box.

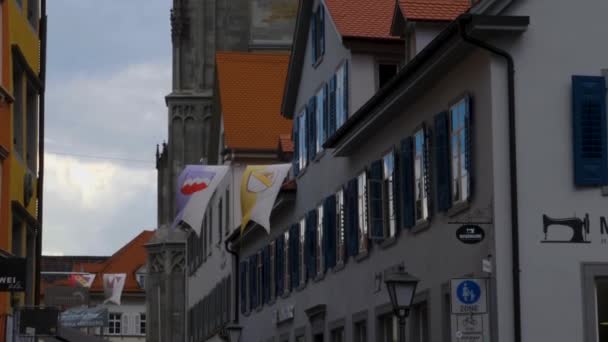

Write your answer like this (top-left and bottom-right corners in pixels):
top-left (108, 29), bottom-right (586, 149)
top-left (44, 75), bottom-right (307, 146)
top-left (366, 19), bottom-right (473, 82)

top-left (230, 0), bottom-right (608, 341)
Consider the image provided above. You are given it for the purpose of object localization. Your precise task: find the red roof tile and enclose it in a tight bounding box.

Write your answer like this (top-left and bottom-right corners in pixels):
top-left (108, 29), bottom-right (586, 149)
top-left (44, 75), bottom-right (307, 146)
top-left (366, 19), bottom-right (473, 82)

top-left (399, 0), bottom-right (470, 21)
top-left (279, 133), bottom-right (294, 153)
top-left (216, 52), bottom-right (293, 151)
top-left (325, 0), bottom-right (401, 40)
top-left (80, 230), bottom-right (154, 294)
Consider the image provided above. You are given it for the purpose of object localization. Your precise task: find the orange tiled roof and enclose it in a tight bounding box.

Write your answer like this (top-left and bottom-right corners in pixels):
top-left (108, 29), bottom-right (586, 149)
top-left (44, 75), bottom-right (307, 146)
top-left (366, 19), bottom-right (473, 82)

top-left (399, 0), bottom-right (470, 21)
top-left (325, 0), bottom-right (400, 40)
top-left (79, 230), bottom-right (154, 294)
top-left (279, 133), bottom-right (294, 153)
top-left (216, 52), bottom-right (293, 151)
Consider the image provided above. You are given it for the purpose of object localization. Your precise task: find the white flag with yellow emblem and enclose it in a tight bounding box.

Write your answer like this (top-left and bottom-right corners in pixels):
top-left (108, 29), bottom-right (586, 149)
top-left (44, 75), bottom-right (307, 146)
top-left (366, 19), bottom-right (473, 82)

top-left (240, 164), bottom-right (291, 234)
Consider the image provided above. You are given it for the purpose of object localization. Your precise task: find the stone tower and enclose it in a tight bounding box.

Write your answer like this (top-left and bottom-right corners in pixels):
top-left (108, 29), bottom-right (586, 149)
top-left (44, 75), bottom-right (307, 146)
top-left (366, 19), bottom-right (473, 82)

top-left (157, 0), bottom-right (250, 227)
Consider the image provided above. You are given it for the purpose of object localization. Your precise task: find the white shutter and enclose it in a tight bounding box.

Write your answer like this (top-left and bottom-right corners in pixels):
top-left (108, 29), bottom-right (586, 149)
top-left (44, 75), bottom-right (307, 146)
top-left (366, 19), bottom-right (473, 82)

top-left (135, 314), bottom-right (141, 335)
top-left (121, 313), bottom-right (129, 335)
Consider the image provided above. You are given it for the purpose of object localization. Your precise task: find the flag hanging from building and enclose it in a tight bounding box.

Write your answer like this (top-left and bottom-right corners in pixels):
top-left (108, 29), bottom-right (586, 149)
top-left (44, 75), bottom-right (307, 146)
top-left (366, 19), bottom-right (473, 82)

top-left (69, 274), bottom-right (95, 288)
top-left (103, 274), bottom-right (126, 305)
top-left (179, 165), bottom-right (229, 235)
top-left (240, 163), bottom-right (291, 234)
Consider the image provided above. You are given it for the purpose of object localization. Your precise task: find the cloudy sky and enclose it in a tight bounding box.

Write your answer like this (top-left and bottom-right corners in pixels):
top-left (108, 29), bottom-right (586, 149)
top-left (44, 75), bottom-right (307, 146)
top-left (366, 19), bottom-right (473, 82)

top-left (43, 1), bottom-right (172, 255)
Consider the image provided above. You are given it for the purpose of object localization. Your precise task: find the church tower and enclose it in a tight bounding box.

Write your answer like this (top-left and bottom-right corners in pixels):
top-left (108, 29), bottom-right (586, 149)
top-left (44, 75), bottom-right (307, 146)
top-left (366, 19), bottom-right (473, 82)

top-left (157, 0), bottom-right (250, 227)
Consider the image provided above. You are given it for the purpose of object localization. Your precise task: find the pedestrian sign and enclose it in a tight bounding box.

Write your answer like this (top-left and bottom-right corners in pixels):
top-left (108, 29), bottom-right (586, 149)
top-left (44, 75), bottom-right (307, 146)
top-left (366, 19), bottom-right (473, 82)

top-left (451, 278), bottom-right (488, 314)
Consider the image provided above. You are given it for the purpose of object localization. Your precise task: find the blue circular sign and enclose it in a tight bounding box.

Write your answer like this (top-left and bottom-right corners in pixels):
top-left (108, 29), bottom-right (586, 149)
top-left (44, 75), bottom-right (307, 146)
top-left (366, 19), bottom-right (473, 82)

top-left (456, 280), bottom-right (481, 304)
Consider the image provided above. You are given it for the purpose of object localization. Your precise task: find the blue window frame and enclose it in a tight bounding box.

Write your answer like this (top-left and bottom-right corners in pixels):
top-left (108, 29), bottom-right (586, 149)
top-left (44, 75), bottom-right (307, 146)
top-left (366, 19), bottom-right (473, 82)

top-left (311, 4), bottom-right (325, 65)
top-left (298, 111), bottom-right (307, 171)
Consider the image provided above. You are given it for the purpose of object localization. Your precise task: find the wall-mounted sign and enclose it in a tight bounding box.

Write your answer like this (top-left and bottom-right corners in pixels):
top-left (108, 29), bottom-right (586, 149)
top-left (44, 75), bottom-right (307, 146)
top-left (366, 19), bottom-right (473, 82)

top-left (0, 258), bottom-right (26, 292)
top-left (59, 306), bottom-right (108, 328)
top-left (542, 213), bottom-right (591, 243)
top-left (450, 278), bottom-right (490, 342)
top-left (451, 279), bottom-right (488, 314)
top-left (272, 304), bottom-right (294, 325)
top-left (456, 225), bottom-right (485, 244)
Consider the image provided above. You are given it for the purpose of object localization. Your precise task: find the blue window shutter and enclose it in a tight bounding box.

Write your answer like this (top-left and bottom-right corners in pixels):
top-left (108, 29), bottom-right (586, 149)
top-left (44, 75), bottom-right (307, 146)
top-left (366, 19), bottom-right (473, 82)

top-left (292, 119), bottom-right (299, 176)
top-left (290, 224), bottom-right (299, 289)
top-left (391, 150), bottom-right (401, 232)
top-left (276, 237), bottom-right (284, 297)
top-left (369, 160), bottom-right (384, 240)
top-left (572, 76), bottom-right (608, 185)
top-left (346, 178), bottom-right (359, 257)
top-left (319, 6), bottom-right (325, 57)
top-left (343, 61), bottom-right (349, 119)
top-left (400, 137), bottom-right (415, 228)
top-left (263, 246), bottom-right (271, 304)
top-left (323, 194), bottom-right (337, 270)
top-left (464, 96), bottom-right (474, 197)
top-left (311, 13), bottom-right (318, 64)
top-left (307, 97), bottom-right (317, 162)
top-left (329, 76), bottom-right (337, 136)
top-left (323, 83), bottom-right (329, 144)
top-left (306, 210), bottom-right (317, 279)
top-left (240, 261), bottom-right (247, 314)
top-left (249, 255), bottom-right (257, 309)
top-left (435, 111), bottom-right (452, 211)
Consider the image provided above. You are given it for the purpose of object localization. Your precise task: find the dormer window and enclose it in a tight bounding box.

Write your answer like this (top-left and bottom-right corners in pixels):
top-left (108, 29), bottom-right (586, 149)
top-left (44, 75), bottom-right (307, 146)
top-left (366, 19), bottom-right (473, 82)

top-left (136, 265), bottom-right (146, 289)
top-left (311, 4), bottom-right (325, 66)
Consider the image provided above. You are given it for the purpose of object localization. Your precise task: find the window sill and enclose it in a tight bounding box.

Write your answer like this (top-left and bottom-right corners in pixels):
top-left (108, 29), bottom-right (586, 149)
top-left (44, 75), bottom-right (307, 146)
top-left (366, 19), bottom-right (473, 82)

top-left (314, 149), bottom-right (326, 163)
top-left (411, 219), bottom-right (431, 234)
top-left (447, 201), bottom-right (471, 217)
top-left (313, 56), bottom-right (324, 69)
top-left (313, 273), bottom-right (325, 283)
top-left (296, 166), bottom-right (308, 179)
top-left (380, 236), bottom-right (398, 249)
top-left (354, 251), bottom-right (369, 263)
top-left (332, 262), bottom-right (345, 273)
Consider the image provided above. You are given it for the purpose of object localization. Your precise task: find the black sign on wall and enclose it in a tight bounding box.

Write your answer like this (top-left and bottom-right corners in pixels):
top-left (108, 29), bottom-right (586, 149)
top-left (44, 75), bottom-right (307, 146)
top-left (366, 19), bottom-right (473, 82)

top-left (0, 258), bottom-right (27, 292)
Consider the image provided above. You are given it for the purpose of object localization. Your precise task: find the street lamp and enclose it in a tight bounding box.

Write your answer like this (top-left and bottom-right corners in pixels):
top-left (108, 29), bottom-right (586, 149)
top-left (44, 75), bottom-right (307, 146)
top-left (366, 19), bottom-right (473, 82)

top-left (384, 267), bottom-right (419, 342)
top-left (220, 323), bottom-right (242, 342)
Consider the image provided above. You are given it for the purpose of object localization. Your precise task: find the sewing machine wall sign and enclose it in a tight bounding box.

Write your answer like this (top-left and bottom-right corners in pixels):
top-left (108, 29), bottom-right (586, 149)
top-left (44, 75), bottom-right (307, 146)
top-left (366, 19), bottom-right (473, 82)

top-left (541, 214), bottom-right (608, 244)
top-left (456, 225), bottom-right (485, 244)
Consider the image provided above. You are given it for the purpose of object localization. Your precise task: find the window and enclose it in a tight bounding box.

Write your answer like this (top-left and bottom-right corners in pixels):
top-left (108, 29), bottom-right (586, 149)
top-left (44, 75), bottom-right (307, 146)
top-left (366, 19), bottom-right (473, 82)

top-left (13, 66), bottom-right (23, 156)
top-left (331, 327), bottom-right (344, 342)
top-left (139, 313), bottom-right (146, 335)
top-left (410, 301), bottom-right (429, 342)
top-left (108, 313), bottom-right (122, 335)
top-left (316, 205), bottom-right (324, 276)
top-left (136, 273), bottom-right (145, 289)
top-left (378, 314), bottom-right (398, 342)
top-left (225, 188), bottom-right (230, 235)
top-left (298, 111), bottom-right (307, 170)
top-left (382, 152), bottom-right (397, 239)
top-left (208, 206), bottom-right (213, 255)
top-left (284, 231), bottom-right (290, 292)
top-left (218, 199), bottom-right (223, 242)
top-left (357, 172), bottom-right (369, 253)
top-left (450, 98), bottom-right (470, 204)
top-left (299, 219), bottom-right (306, 286)
top-left (27, 0), bottom-right (38, 29)
top-left (354, 320), bottom-right (367, 342)
top-left (270, 241), bottom-right (276, 300)
top-left (335, 63), bottom-right (349, 129)
top-left (257, 251), bottom-right (263, 308)
top-left (413, 129), bottom-right (429, 222)
top-left (378, 64), bottom-right (398, 89)
top-left (315, 86), bottom-right (326, 153)
top-left (336, 189), bottom-right (345, 265)
top-left (311, 5), bottom-right (325, 65)
top-left (12, 215), bottom-right (22, 256)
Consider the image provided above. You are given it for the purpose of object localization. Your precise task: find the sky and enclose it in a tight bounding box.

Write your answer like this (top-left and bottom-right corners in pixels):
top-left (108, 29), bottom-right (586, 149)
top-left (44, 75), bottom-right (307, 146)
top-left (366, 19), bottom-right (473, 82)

top-left (42, 0), bottom-right (172, 256)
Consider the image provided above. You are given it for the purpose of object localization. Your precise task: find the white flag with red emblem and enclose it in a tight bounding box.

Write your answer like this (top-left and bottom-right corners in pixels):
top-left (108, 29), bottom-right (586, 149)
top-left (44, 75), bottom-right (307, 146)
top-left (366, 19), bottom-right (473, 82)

top-left (103, 274), bottom-right (126, 305)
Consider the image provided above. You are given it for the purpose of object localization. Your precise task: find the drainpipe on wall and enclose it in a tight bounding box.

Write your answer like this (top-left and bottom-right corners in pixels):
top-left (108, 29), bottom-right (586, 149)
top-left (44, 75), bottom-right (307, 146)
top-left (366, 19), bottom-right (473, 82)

top-left (35, 0), bottom-right (47, 306)
top-left (225, 235), bottom-right (239, 324)
top-left (458, 17), bottom-right (522, 342)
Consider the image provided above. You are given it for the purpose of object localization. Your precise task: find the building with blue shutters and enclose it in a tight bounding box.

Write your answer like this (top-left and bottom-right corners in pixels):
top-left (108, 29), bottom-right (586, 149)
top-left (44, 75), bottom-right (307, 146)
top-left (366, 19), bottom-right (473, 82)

top-left (228, 0), bottom-right (608, 341)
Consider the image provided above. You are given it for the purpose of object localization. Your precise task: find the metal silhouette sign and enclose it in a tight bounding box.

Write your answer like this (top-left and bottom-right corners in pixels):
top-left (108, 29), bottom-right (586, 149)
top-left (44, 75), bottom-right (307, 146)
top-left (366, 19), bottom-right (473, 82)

top-left (541, 213), bottom-right (591, 243)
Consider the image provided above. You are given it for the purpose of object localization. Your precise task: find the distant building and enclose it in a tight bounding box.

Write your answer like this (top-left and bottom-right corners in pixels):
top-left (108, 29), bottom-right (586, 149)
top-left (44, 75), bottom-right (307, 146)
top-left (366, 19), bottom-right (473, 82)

top-left (0, 0), bottom-right (46, 339)
top-left (41, 231), bottom-right (153, 342)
